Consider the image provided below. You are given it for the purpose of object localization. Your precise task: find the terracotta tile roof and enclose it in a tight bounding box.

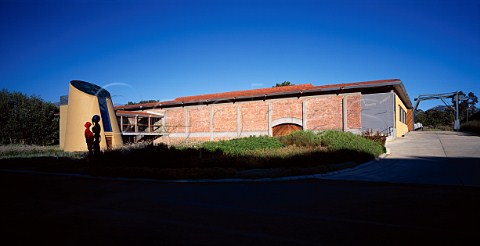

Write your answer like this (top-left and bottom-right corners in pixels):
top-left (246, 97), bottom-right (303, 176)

top-left (308, 79), bottom-right (401, 91)
top-left (114, 79), bottom-right (409, 109)
top-left (115, 101), bottom-right (174, 110)
top-left (174, 79), bottom-right (402, 103)
top-left (175, 83), bottom-right (315, 103)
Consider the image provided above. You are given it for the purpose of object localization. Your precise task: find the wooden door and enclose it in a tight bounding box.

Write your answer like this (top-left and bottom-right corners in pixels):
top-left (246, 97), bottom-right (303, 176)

top-left (272, 124), bottom-right (302, 137)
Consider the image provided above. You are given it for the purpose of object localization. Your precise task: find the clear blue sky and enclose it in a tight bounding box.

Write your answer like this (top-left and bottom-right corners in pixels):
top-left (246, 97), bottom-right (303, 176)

top-left (1, 0), bottom-right (479, 110)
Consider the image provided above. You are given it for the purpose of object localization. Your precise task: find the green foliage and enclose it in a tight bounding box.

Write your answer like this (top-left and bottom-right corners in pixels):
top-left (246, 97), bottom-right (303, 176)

top-left (273, 81), bottom-right (294, 87)
top-left (2, 131), bottom-right (386, 179)
top-left (361, 130), bottom-right (387, 146)
top-left (461, 120), bottom-right (480, 134)
top-left (200, 135), bottom-right (284, 155)
top-left (452, 91), bottom-right (478, 122)
top-left (0, 89), bottom-right (59, 145)
top-left (127, 100), bottom-right (159, 105)
top-left (0, 144), bottom-right (81, 159)
top-left (320, 130), bottom-right (385, 158)
top-left (277, 130), bottom-right (321, 147)
top-left (470, 111), bottom-right (480, 121)
top-left (415, 92), bottom-right (478, 130)
top-left (415, 108), bottom-right (455, 129)
top-left (414, 109), bottom-right (427, 125)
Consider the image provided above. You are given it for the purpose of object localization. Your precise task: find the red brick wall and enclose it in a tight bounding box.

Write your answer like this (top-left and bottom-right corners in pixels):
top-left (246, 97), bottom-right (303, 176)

top-left (161, 93), bottom-right (364, 143)
top-left (346, 94), bottom-right (362, 129)
top-left (165, 108), bottom-right (185, 133)
top-left (188, 106), bottom-right (210, 133)
top-left (240, 101), bottom-right (268, 132)
top-left (305, 96), bottom-right (343, 130)
top-left (212, 104), bottom-right (237, 132)
top-left (271, 99), bottom-right (303, 122)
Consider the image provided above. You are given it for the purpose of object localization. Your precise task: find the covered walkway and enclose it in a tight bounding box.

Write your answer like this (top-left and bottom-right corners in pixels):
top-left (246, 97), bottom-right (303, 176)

top-left (116, 110), bottom-right (163, 143)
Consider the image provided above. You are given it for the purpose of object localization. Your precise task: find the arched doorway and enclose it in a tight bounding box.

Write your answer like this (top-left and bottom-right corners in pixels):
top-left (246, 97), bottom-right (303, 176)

top-left (272, 123), bottom-right (302, 137)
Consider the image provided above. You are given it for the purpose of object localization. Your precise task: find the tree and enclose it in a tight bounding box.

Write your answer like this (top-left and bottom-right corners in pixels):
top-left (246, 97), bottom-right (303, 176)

top-left (273, 81), bottom-right (294, 87)
top-left (415, 107), bottom-right (455, 129)
top-left (466, 92), bottom-right (478, 121)
top-left (414, 109), bottom-right (427, 125)
top-left (451, 91), bottom-right (478, 122)
top-left (127, 100), bottom-right (159, 105)
top-left (0, 89), bottom-right (59, 145)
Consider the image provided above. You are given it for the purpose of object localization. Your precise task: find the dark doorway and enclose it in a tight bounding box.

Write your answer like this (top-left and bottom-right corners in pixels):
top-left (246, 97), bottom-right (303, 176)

top-left (272, 123), bottom-right (302, 137)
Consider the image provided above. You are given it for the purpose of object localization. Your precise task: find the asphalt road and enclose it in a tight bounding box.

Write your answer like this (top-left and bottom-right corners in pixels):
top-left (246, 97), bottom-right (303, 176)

top-left (1, 171), bottom-right (479, 246)
top-left (1, 131), bottom-right (479, 245)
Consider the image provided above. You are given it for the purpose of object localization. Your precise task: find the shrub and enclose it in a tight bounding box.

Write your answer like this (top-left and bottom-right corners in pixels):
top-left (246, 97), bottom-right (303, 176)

top-left (320, 130), bottom-right (385, 158)
top-left (277, 130), bottom-right (321, 147)
top-left (461, 120), bottom-right (480, 134)
top-left (362, 129), bottom-right (387, 146)
top-left (200, 135), bottom-right (284, 155)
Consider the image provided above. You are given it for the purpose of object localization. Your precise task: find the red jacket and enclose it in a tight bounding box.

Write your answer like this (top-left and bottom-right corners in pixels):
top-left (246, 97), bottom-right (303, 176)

top-left (84, 122), bottom-right (94, 144)
top-left (85, 129), bottom-right (94, 144)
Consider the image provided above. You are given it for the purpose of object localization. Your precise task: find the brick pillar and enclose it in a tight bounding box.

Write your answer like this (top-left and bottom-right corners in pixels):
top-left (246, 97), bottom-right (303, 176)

top-left (210, 105), bottom-right (214, 141)
top-left (268, 101), bottom-right (272, 136)
top-left (342, 96), bottom-right (347, 131)
top-left (237, 104), bottom-right (241, 137)
top-left (302, 100), bottom-right (307, 130)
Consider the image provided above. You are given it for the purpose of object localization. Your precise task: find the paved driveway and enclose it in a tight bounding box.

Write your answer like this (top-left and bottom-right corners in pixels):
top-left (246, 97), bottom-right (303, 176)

top-left (319, 131), bottom-right (480, 187)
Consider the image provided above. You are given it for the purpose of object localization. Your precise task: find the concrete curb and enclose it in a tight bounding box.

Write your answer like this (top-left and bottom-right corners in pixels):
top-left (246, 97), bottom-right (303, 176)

top-left (377, 148), bottom-right (390, 159)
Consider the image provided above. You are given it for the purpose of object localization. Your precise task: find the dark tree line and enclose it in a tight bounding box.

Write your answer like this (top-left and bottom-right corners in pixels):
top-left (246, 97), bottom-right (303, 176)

top-left (0, 89), bottom-right (59, 145)
top-left (127, 100), bottom-right (159, 105)
top-left (414, 108), bottom-right (455, 128)
top-left (415, 91), bottom-right (478, 128)
top-left (274, 81), bottom-right (294, 87)
top-left (454, 91), bottom-right (478, 122)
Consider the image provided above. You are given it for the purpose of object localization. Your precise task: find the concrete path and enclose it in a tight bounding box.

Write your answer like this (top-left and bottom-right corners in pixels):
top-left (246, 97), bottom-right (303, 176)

top-left (319, 131), bottom-right (480, 187)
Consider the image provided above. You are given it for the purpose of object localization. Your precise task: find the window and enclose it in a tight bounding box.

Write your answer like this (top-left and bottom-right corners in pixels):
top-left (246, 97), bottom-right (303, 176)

top-left (98, 97), bottom-right (112, 132)
top-left (399, 106), bottom-right (406, 124)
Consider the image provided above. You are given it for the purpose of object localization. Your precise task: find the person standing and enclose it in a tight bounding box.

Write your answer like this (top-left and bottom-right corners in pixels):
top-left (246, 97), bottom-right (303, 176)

top-left (84, 121), bottom-right (94, 158)
top-left (92, 115), bottom-right (101, 157)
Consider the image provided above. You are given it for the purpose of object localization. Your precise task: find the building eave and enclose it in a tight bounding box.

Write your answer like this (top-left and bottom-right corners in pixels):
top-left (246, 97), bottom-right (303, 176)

top-left (114, 79), bottom-right (413, 110)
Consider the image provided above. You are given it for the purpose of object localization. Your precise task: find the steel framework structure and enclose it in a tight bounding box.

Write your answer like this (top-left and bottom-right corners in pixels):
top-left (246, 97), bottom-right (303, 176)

top-left (413, 92), bottom-right (468, 130)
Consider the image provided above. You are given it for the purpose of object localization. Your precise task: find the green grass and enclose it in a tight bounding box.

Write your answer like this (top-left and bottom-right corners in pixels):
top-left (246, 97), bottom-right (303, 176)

top-left (277, 130), bottom-right (321, 147)
top-left (0, 144), bottom-right (83, 159)
top-left (200, 135), bottom-right (283, 155)
top-left (0, 130), bottom-right (385, 180)
top-left (320, 130), bottom-right (385, 158)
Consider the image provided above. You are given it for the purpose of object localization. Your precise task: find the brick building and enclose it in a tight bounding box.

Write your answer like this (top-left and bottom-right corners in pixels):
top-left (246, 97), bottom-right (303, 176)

top-left (115, 79), bottom-right (413, 144)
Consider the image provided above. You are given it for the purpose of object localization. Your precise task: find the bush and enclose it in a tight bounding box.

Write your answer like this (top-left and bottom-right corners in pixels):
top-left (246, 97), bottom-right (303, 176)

top-left (461, 120), bottom-right (480, 134)
top-left (200, 135), bottom-right (284, 155)
top-left (277, 130), bottom-right (321, 147)
top-left (320, 130), bottom-right (385, 158)
top-left (362, 130), bottom-right (387, 146)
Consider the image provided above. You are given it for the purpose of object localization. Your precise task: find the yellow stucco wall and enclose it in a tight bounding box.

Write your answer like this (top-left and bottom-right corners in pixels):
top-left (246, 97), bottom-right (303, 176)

top-left (395, 94), bottom-right (409, 137)
top-left (62, 81), bottom-right (123, 152)
top-left (106, 97), bottom-right (124, 148)
top-left (63, 84), bottom-right (102, 152)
